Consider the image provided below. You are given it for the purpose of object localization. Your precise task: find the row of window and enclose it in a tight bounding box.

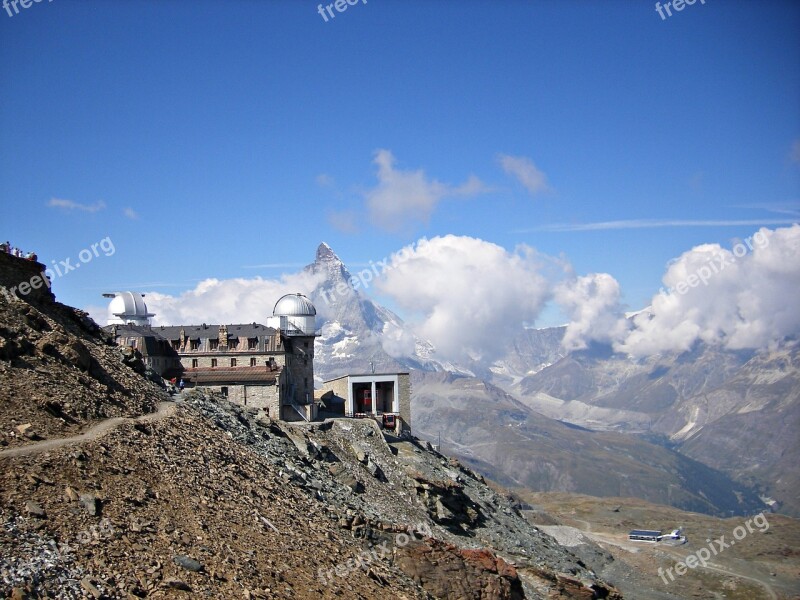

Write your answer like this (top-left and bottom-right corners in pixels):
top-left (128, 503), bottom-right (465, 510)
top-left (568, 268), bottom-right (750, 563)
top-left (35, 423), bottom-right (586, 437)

top-left (180, 338), bottom-right (264, 351)
top-left (190, 357), bottom-right (260, 368)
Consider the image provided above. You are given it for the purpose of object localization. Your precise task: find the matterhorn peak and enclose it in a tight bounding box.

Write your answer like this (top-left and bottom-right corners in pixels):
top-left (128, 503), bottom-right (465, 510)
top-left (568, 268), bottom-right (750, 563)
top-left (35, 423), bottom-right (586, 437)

top-left (316, 241), bottom-right (342, 264)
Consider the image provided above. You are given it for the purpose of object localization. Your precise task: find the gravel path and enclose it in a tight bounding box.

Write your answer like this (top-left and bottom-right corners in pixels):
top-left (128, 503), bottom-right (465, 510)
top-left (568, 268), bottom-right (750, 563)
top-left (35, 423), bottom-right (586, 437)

top-left (0, 401), bottom-right (176, 459)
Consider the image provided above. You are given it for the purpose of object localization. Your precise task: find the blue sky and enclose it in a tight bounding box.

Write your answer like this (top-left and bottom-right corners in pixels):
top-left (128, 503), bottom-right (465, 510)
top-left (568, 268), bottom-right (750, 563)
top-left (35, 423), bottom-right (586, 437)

top-left (2, 0), bottom-right (798, 329)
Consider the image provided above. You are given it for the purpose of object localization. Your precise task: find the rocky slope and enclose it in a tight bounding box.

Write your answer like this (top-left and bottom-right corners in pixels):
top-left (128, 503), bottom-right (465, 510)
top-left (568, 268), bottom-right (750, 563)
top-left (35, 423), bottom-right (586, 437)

top-left (511, 342), bottom-right (800, 515)
top-left (411, 371), bottom-right (763, 517)
top-left (0, 255), bottom-right (622, 599)
top-left (0, 253), bottom-right (168, 451)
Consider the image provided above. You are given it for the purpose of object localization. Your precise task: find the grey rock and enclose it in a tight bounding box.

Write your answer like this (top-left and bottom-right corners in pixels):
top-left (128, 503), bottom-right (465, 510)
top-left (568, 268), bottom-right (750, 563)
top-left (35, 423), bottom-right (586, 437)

top-left (173, 555), bottom-right (204, 572)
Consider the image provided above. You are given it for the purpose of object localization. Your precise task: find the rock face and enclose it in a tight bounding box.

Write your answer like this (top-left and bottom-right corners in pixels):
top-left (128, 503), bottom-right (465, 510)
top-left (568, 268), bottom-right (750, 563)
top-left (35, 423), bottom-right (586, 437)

top-left (394, 539), bottom-right (526, 600)
top-left (0, 255), bottom-right (168, 450)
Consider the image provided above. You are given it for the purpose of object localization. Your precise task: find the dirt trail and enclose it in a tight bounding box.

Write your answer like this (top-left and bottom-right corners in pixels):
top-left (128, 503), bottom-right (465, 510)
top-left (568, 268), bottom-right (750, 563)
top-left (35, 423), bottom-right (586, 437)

top-left (0, 400), bottom-right (177, 459)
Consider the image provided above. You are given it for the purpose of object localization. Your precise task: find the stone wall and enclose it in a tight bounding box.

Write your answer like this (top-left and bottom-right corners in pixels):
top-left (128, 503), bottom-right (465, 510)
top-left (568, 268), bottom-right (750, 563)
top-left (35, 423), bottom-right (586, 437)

top-left (179, 353), bottom-right (286, 370)
top-left (283, 335), bottom-right (315, 404)
top-left (322, 376), bottom-right (349, 404)
top-left (200, 381), bottom-right (281, 414)
top-left (398, 373), bottom-right (412, 433)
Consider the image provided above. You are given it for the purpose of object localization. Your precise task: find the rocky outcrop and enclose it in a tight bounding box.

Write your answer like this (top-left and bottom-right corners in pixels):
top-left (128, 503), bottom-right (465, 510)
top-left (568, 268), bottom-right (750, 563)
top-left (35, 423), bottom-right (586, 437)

top-left (0, 260), bottom-right (168, 449)
top-left (395, 539), bottom-right (525, 600)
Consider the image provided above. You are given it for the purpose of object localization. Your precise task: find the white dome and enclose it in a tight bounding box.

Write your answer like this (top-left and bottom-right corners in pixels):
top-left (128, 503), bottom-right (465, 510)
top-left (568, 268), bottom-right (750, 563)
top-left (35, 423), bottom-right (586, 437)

top-left (107, 292), bottom-right (154, 326)
top-left (273, 293), bottom-right (316, 317)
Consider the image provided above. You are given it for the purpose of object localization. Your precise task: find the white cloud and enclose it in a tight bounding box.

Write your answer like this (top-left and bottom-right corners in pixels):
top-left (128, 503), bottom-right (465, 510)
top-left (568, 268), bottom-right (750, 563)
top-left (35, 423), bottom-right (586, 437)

top-left (365, 149), bottom-right (487, 231)
top-left (47, 198), bottom-right (106, 213)
top-left (497, 154), bottom-right (549, 196)
top-left (381, 321), bottom-right (417, 358)
top-left (123, 207), bottom-right (139, 220)
top-left (617, 225), bottom-right (800, 356)
top-left (376, 235), bottom-right (551, 362)
top-left (131, 270), bottom-right (325, 327)
top-left (555, 273), bottom-right (630, 351)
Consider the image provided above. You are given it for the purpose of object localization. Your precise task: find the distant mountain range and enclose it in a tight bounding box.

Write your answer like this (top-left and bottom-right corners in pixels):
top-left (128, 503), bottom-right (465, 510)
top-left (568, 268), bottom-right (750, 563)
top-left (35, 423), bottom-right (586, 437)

top-left (306, 243), bottom-right (799, 517)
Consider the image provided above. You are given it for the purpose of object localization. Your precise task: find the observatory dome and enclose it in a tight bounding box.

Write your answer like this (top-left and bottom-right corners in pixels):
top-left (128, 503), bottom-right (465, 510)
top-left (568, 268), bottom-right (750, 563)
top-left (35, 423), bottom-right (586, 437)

top-left (107, 292), bottom-right (154, 326)
top-left (268, 293), bottom-right (316, 335)
top-left (273, 293), bottom-right (317, 317)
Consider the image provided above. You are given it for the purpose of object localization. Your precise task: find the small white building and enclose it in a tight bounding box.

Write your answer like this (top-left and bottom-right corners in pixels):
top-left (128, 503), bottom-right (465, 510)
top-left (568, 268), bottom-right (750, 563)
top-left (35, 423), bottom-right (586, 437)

top-left (320, 372), bottom-right (411, 433)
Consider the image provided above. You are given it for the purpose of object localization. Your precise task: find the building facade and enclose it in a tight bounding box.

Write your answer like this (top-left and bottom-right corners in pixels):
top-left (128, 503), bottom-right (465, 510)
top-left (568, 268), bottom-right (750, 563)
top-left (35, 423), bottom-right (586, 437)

top-left (104, 292), bottom-right (318, 421)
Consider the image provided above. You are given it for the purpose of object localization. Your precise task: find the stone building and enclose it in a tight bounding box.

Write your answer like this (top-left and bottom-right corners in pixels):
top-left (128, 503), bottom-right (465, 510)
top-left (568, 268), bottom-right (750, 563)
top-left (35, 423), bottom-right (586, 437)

top-left (104, 292), bottom-right (318, 421)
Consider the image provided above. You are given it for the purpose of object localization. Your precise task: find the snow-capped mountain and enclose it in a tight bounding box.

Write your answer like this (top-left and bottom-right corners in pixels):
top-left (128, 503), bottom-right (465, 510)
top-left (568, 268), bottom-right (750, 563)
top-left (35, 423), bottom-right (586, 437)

top-left (307, 243), bottom-right (468, 382)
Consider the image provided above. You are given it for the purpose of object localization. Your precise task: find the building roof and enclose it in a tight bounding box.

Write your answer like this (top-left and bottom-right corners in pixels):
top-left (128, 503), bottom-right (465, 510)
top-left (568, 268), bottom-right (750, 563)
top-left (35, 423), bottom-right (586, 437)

top-left (629, 530), bottom-right (662, 537)
top-left (105, 323), bottom-right (167, 339)
top-left (323, 372), bottom-right (410, 383)
top-left (154, 323), bottom-right (276, 340)
top-left (184, 366), bottom-right (282, 385)
top-left (273, 293), bottom-right (316, 317)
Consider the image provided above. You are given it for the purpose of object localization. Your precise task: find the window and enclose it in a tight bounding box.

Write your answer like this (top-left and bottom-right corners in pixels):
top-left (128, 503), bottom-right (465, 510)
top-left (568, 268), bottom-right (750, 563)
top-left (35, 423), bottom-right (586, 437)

top-left (209, 339), bottom-right (219, 351)
top-left (192, 359), bottom-right (198, 368)
top-left (190, 340), bottom-right (199, 351)
top-left (250, 358), bottom-right (256, 367)
top-left (304, 341), bottom-right (309, 348)
top-left (220, 387), bottom-right (228, 397)
top-left (211, 358), bottom-right (217, 367)
top-left (248, 338), bottom-right (258, 350)
top-left (230, 358), bottom-right (237, 367)
top-left (172, 340), bottom-right (180, 350)
top-left (229, 339), bottom-right (238, 350)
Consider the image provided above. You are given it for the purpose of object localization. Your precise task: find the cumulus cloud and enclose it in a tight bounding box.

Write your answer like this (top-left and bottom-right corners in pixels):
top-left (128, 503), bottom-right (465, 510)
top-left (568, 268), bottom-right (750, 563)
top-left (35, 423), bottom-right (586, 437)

top-left (497, 154), bottom-right (550, 196)
top-left (47, 198), bottom-right (106, 213)
top-left (134, 270), bottom-right (325, 327)
top-left (376, 235), bottom-right (551, 362)
top-left (381, 321), bottom-right (417, 358)
top-left (365, 150), bottom-right (488, 231)
top-left (617, 225), bottom-right (800, 356)
top-left (555, 273), bottom-right (630, 351)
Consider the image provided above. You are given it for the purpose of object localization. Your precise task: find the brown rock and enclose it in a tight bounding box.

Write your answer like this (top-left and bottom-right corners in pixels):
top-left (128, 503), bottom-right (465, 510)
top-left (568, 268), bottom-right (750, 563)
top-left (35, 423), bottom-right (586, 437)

top-left (24, 501), bottom-right (46, 519)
